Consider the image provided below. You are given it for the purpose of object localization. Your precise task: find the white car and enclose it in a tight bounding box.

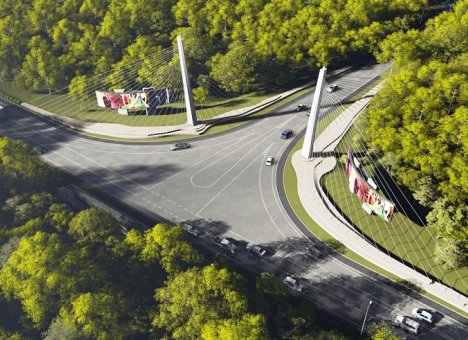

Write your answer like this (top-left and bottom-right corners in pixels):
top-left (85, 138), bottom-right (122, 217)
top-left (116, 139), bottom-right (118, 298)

top-left (283, 276), bottom-right (304, 292)
top-left (265, 156), bottom-right (274, 166)
top-left (246, 242), bottom-right (266, 257)
top-left (326, 84), bottom-right (339, 93)
top-left (183, 224), bottom-right (201, 237)
top-left (412, 308), bottom-right (434, 323)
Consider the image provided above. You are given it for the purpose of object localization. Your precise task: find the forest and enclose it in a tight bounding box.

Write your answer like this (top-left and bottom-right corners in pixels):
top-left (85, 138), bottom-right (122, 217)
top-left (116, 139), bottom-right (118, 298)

top-left (366, 0), bottom-right (467, 270)
top-left (0, 0), bottom-right (431, 94)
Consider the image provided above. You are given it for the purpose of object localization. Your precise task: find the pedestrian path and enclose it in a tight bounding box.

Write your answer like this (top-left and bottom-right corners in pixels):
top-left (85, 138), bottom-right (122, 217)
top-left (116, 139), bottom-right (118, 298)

top-left (291, 83), bottom-right (468, 313)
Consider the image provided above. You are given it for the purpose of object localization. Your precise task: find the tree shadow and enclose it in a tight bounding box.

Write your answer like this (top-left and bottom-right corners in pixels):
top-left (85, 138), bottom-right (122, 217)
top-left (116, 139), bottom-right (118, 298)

top-left (371, 165), bottom-right (430, 227)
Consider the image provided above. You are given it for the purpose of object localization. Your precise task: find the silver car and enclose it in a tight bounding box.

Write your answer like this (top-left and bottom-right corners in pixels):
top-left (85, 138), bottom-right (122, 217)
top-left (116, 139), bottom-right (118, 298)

top-left (246, 242), bottom-right (266, 257)
top-left (283, 276), bottom-right (304, 292)
top-left (170, 142), bottom-right (190, 151)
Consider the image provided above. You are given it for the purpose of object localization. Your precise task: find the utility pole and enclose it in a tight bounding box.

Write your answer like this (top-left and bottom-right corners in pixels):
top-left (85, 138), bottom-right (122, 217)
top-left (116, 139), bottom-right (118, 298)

top-left (360, 300), bottom-right (373, 335)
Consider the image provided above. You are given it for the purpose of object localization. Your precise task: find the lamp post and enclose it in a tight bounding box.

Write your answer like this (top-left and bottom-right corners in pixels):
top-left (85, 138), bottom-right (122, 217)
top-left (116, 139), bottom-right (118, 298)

top-left (360, 300), bottom-right (373, 335)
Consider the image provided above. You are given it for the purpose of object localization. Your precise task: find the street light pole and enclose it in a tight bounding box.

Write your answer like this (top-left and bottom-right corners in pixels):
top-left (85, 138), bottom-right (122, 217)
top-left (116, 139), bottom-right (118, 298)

top-left (360, 300), bottom-right (373, 335)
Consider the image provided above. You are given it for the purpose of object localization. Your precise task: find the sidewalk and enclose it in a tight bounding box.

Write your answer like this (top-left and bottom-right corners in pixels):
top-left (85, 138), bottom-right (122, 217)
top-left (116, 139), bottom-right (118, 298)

top-left (291, 84), bottom-right (468, 313)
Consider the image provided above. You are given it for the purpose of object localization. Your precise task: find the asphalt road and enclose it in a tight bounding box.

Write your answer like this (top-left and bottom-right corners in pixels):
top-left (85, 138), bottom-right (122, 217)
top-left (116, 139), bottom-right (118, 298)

top-left (1, 64), bottom-right (467, 339)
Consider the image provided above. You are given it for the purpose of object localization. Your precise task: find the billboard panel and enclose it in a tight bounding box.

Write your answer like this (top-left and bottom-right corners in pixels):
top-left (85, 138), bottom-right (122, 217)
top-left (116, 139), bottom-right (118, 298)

top-left (345, 149), bottom-right (395, 222)
top-left (95, 88), bottom-right (172, 114)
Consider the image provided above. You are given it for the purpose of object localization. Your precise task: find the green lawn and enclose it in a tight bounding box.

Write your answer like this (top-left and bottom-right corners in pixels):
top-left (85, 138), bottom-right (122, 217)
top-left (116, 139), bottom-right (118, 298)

top-left (0, 81), bottom-right (283, 127)
top-left (321, 123), bottom-right (468, 295)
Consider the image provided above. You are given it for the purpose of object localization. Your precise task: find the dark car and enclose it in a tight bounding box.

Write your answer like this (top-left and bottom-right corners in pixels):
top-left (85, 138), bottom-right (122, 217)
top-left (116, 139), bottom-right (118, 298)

top-left (170, 142), bottom-right (190, 151)
top-left (183, 224), bottom-right (201, 237)
top-left (326, 84), bottom-right (339, 93)
top-left (281, 129), bottom-right (293, 139)
top-left (295, 104), bottom-right (307, 112)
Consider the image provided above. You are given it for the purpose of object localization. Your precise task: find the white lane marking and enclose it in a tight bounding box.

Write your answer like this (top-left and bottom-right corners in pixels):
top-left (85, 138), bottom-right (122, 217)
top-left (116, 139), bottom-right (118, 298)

top-left (195, 151), bottom-right (266, 216)
top-left (190, 114), bottom-right (297, 188)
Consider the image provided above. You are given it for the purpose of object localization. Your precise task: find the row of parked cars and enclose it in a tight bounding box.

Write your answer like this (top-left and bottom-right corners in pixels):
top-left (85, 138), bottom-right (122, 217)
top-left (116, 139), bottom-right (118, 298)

top-left (394, 308), bottom-right (435, 335)
top-left (183, 222), bottom-right (323, 294)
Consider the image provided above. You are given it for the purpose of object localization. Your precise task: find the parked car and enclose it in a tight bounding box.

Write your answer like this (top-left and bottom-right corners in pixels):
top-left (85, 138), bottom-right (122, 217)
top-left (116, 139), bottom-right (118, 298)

top-left (281, 129), bottom-right (293, 139)
top-left (326, 84), bottom-right (339, 93)
top-left (283, 276), bottom-right (304, 292)
top-left (394, 315), bottom-right (420, 335)
top-left (265, 156), bottom-right (274, 166)
top-left (412, 308), bottom-right (434, 323)
top-left (305, 243), bottom-right (322, 258)
top-left (246, 242), bottom-right (266, 257)
top-left (213, 237), bottom-right (237, 254)
top-left (183, 224), bottom-right (201, 237)
top-left (295, 104), bottom-right (307, 112)
top-left (170, 142), bottom-right (190, 151)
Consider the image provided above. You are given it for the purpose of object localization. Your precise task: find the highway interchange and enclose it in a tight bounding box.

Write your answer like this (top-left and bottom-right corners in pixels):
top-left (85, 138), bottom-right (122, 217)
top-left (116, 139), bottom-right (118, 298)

top-left (1, 63), bottom-right (467, 339)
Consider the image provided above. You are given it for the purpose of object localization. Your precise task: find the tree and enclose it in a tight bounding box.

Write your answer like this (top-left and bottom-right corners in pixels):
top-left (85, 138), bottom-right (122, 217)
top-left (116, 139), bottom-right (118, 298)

top-left (15, 36), bottom-right (64, 93)
top-left (42, 316), bottom-right (83, 340)
top-left (434, 238), bottom-right (466, 271)
top-left (68, 207), bottom-right (121, 246)
top-left (139, 224), bottom-right (202, 274)
top-left (201, 314), bottom-right (269, 340)
top-left (60, 292), bottom-right (129, 340)
top-left (152, 264), bottom-right (254, 339)
top-left (209, 41), bottom-right (259, 93)
top-left (0, 137), bottom-right (55, 192)
top-left (413, 176), bottom-right (438, 208)
top-left (0, 232), bottom-right (65, 328)
top-left (193, 87), bottom-right (209, 103)
top-left (45, 203), bottom-right (74, 233)
top-left (367, 321), bottom-right (399, 340)
top-left (427, 199), bottom-right (467, 245)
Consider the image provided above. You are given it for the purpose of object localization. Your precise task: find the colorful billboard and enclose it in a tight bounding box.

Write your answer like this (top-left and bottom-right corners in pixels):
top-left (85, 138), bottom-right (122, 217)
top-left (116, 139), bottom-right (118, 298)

top-left (95, 87), bottom-right (173, 115)
top-left (345, 149), bottom-right (395, 222)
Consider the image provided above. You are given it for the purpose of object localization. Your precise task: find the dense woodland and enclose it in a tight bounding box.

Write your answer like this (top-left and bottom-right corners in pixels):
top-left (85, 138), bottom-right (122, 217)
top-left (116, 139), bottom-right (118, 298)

top-left (1, 0), bottom-right (431, 94)
top-left (366, 0), bottom-right (467, 270)
top-left (0, 137), bottom-right (364, 339)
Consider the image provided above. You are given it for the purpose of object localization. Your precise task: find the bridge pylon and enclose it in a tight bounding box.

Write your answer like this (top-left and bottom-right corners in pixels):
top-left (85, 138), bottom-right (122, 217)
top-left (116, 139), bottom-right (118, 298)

top-left (177, 35), bottom-right (197, 126)
top-left (301, 67), bottom-right (327, 159)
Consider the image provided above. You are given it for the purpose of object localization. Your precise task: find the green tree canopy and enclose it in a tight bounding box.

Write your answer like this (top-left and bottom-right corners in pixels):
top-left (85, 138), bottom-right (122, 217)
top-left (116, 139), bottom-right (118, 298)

top-left (152, 264), bottom-right (264, 339)
top-left (0, 232), bottom-right (65, 328)
top-left (68, 207), bottom-right (121, 246)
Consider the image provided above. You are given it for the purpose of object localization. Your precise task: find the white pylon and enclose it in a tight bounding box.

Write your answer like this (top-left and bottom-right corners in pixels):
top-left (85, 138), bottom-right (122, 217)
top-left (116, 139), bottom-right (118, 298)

top-left (301, 67), bottom-right (327, 159)
top-left (177, 36), bottom-right (197, 126)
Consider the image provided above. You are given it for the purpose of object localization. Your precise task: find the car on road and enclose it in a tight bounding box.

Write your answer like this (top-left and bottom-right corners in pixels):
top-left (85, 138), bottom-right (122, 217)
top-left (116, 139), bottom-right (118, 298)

top-left (326, 84), bottom-right (339, 93)
top-left (265, 156), bottom-right (274, 166)
top-left (280, 129), bottom-right (293, 139)
top-left (394, 315), bottom-right (420, 335)
top-left (412, 308), bottom-right (434, 323)
top-left (213, 237), bottom-right (237, 254)
top-left (245, 242), bottom-right (266, 257)
top-left (170, 142), bottom-right (190, 151)
top-left (305, 243), bottom-right (322, 258)
top-left (295, 104), bottom-right (307, 112)
top-left (183, 223), bottom-right (201, 237)
top-left (283, 276), bottom-right (304, 292)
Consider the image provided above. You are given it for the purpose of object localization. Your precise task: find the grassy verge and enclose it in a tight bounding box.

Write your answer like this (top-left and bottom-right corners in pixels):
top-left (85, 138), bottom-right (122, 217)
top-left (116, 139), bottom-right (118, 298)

top-left (284, 137), bottom-right (468, 317)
